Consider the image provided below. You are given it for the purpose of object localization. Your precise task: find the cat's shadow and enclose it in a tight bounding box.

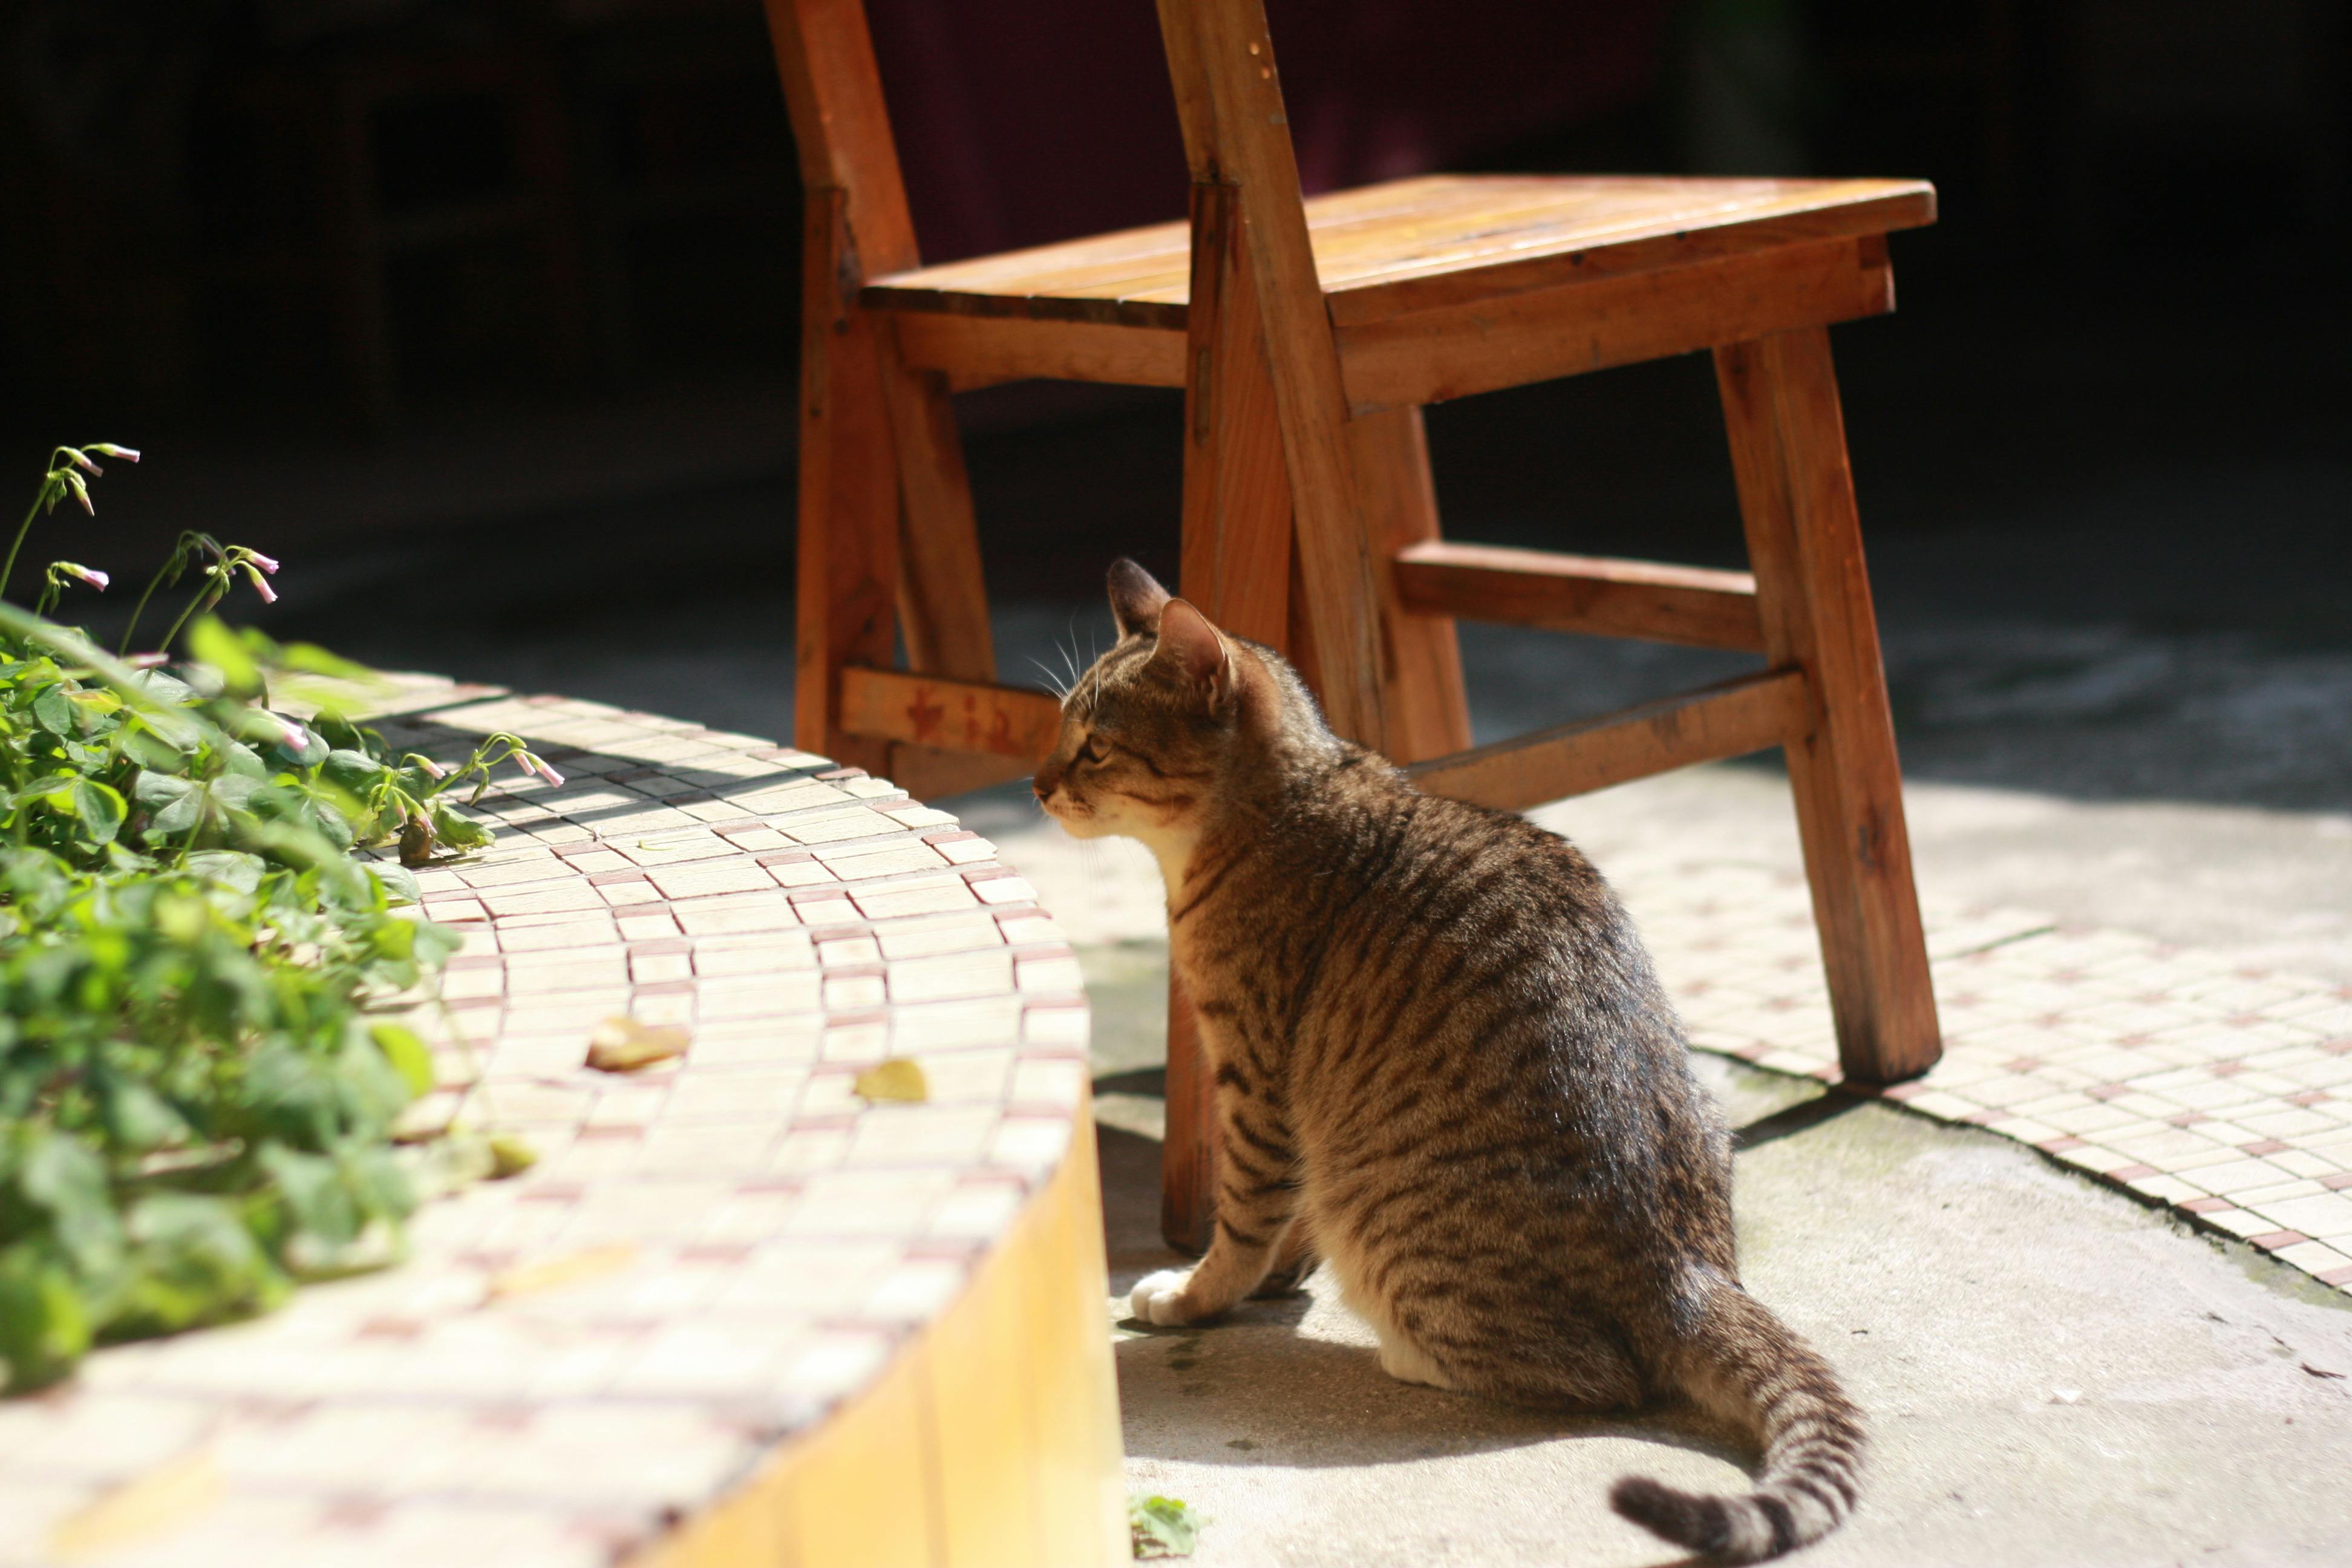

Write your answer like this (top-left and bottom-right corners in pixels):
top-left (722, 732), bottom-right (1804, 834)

top-left (1097, 1124), bottom-right (1749, 1482)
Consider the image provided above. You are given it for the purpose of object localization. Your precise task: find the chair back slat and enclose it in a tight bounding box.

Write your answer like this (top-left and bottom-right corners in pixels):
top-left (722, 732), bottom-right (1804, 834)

top-left (763, 0), bottom-right (919, 278)
top-left (1155, 0), bottom-right (1390, 745)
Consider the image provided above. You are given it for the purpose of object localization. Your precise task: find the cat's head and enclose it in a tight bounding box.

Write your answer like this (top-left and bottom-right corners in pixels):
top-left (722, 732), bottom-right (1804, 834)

top-left (1033, 559), bottom-right (1328, 846)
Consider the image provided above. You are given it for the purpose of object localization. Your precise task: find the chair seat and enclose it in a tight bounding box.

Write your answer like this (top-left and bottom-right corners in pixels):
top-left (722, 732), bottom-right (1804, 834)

top-left (866, 174), bottom-right (1934, 330)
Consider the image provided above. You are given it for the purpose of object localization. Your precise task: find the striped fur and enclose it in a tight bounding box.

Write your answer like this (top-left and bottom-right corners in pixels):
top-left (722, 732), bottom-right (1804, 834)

top-left (1036, 563), bottom-right (1864, 1561)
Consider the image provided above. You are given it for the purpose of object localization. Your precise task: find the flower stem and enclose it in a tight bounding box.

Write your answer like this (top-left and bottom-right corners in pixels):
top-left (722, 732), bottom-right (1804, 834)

top-left (2, 479), bottom-right (50, 607)
top-left (157, 574), bottom-right (224, 658)
top-left (119, 547), bottom-right (187, 657)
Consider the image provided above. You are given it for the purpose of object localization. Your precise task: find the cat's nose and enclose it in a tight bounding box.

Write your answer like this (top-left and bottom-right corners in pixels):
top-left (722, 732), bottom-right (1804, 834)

top-left (1032, 762), bottom-right (1063, 800)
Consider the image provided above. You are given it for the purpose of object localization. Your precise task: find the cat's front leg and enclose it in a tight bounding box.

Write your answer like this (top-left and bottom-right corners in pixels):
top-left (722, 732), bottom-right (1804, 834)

top-left (1130, 1086), bottom-right (1298, 1326)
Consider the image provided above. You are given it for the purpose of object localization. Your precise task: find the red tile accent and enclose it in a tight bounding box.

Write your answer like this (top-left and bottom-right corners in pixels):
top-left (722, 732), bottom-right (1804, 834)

top-left (358, 1318), bottom-right (423, 1341)
top-left (2086, 1083), bottom-right (2129, 1101)
top-left (2180, 1197), bottom-right (2235, 1214)
top-left (2108, 1164), bottom-right (2158, 1182)
top-left (815, 767), bottom-right (868, 780)
top-left (2247, 1230), bottom-right (2310, 1252)
top-left (2324, 1039), bottom-right (2352, 1056)
top-left (2319, 1265), bottom-right (2352, 1287)
top-left (2288, 1089), bottom-right (2334, 1107)
top-left (2169, 1111), bottom-right (2211, 1126)
top-left (1964, 1108), bottom-right (2005, 1125)
top-left (2241, 1138), bottom-right (2290, 1156)
top-left (2224, 1013), bottom-right (2262, 1028)
top-left (680, 1244), bottom-right (752, 1264)
top-left (2037, 1136), bottom-right (2086, 1153)
top-left (757, 849), bottom-right (818, 866)
top-left (923, 829), bottom-right (981, 845)
top-left (2322, 1173), bottom-right (2352, 1191)
top-left (321, 1498), bottom-right (391, 1531)
top-left (2210, 1062), bottom-right (2246, 1077)
top-left (2117, 1033), bottom-right (2154, 1047)
top-left (2004, 1056), bottom-right (2044, 1073)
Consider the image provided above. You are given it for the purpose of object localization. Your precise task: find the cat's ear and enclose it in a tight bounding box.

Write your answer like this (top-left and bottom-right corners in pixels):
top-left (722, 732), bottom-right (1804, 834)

top-left (1150, 598), bottom-right (1233, 705)
top-left (1107, 558), bottom-right (1171, 638)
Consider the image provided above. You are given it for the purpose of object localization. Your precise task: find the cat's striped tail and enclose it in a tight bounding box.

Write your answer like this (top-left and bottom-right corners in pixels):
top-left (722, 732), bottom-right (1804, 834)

top-left (1609, 1279), bottom-right (1865, 1562)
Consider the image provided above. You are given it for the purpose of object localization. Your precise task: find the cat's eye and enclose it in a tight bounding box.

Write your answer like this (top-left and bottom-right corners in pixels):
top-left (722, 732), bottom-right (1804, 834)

top-left (1077, 734), bottom-right (1112, 764)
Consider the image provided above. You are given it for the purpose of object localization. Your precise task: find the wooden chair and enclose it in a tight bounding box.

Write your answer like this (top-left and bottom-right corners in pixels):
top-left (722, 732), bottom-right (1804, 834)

top-left (764, 0), bottom-right (1942, 1253)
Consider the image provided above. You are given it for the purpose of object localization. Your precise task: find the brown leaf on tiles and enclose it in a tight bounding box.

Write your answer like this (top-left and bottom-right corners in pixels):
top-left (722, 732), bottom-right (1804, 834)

top-left (853, 1057), bottom-right (929, 1103)
top-left (2305, 1363), bottom-right (2346, 1380)
top-left (586, 1016), bottom-right (690, 1073)
top-left (486, 1244), bottom-right (639, 1301)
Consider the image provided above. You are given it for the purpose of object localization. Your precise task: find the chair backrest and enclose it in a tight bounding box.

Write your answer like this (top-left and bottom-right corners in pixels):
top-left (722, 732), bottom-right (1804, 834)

top-left (766, 0), bottom-right (1389, 742)
top-left (1155, 0), bottom-right (1388, 743)
top-left (762, 0), bottom-right (920, 282)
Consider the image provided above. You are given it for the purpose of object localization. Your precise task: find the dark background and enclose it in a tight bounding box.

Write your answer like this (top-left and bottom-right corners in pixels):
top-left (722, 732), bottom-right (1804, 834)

top-left (2, 0), bottom-right (2348, 805)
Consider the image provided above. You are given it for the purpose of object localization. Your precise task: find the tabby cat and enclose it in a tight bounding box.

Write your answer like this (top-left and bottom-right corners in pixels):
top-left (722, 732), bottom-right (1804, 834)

top-left (1033, 560), bottom-right (1866, 1562)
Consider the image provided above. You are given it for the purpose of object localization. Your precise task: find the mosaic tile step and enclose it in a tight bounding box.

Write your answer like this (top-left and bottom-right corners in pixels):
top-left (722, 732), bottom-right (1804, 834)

top-left (0, 676), bottom-right (1096, 1568)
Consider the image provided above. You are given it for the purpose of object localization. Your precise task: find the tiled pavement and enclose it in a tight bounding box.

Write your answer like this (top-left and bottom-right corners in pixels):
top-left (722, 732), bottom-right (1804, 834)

top-left (1529, 806), bottom-right (2352, 1297)
top-left (0, 679), bottom-right (1089, 1567)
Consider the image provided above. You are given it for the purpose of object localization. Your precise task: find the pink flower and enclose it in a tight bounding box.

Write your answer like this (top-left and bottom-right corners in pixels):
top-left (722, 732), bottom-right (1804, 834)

top-left (56, 563), bottom-right (109, 590)
top-left (65, 451), bottom-right (100, 475)
top-left (246, 551), bottom-right (281, 575)
top-left (64, 472), bottom-right (92, 514)
top-left (243, 564), bottom-right (278, 604)
top-left (127, 652), bottom-right (169, 668)
top-left (275, 716), bottom-right (308, 750)
top-left (89, 444), bottom-right (140, 462)
top-left (532, 759), bottom-right (566, 788)
top-left (417, 757), bottom-right (447, 779)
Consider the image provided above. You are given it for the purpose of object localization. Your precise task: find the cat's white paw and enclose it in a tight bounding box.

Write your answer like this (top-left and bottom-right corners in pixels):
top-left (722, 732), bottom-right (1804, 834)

top-left (1129, 1267), bottom-right (1200, 1327)
top-left (1376, 1329), bottom-right (1457, 1389)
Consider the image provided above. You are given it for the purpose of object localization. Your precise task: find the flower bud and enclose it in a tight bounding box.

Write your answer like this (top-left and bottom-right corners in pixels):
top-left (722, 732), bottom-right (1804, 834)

top-left (243, 564), bottom-right (278, 604)
top-left (88, 443), bottom-right (140, 462)
top-left (246, 551), bottom-right (281, 575)
top-left (55, 563), bottom-right (109, 590)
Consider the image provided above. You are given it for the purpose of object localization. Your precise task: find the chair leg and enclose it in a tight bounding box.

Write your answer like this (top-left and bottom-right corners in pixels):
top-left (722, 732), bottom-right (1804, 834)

top-left (1715, 328), bottom-right (1940, 1083)
top-left (872, 315), bottom-right (1022, 800)
top-left (794, 188), bottom-right (898, 775)
top-left (878, 318), bottom-right (995, 685)
top-left (1159, 180), bottom-right (1295, 1255)
top-left (1349, 407), bottom-right (1471, 765)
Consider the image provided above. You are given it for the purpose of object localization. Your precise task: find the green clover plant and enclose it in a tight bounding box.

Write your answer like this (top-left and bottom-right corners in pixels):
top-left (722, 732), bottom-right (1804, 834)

top-left (0, 444), bottom-right (543, 1391)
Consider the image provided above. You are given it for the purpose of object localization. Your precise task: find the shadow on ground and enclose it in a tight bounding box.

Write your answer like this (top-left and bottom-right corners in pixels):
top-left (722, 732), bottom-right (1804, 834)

top-left (1091, 1048), bottom-right (2352, 1567)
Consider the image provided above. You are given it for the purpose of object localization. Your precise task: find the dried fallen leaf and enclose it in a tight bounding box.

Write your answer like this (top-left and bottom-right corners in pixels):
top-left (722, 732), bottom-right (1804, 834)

top-left (2304, 1362), bottom-right (2346, 1380)
top-left (488, 1133), bottom-right (538, 1178)
top-left (854, 1057), bottom-right (929, 1103)
top-left (487, 1244), bottom-right (639, 1301)
top-left (586, 1016), bottom-right (690, 1073)
top-left (51, 1448), bottom-right (220, 1559)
